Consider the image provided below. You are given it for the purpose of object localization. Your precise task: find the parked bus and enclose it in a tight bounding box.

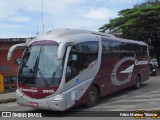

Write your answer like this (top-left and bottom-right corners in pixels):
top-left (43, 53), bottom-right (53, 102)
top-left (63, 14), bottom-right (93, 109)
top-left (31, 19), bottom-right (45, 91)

top-left (7, 29), bottom-right (150, 111)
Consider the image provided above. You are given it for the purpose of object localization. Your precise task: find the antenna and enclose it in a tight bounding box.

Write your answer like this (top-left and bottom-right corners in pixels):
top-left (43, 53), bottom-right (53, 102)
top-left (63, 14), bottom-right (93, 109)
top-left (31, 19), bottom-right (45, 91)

top-left (42, 0), bottom-right (44, 32)
top-left (36, 20), bottom-right (39, 35)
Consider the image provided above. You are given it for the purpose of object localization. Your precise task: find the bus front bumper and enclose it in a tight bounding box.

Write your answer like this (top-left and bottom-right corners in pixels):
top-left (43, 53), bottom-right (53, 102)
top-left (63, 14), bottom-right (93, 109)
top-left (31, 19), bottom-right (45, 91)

top-left (16, 89), bottom-right (67, 111)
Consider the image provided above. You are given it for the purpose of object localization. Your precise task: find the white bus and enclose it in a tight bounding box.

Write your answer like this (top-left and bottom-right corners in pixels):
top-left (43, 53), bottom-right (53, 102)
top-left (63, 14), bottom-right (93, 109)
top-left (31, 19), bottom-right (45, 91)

top-left (8, 29), bottom-right (150, 111)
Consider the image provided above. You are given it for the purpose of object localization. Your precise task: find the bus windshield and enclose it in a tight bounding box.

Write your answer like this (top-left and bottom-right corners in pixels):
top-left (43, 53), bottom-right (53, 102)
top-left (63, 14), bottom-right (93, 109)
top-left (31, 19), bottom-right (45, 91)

top-left (18, 44), bottom-right (63, 87)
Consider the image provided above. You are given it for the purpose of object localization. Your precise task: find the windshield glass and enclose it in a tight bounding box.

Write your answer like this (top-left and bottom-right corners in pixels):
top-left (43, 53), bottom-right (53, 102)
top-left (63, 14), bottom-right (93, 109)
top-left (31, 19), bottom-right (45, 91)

top-left (18, 44), bottom-right (63, 87)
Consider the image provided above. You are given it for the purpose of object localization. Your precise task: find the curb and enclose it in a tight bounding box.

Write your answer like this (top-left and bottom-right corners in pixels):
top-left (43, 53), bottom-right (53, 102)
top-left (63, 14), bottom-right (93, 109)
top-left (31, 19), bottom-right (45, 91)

top-left (0, 97), bottom-right (16, 104)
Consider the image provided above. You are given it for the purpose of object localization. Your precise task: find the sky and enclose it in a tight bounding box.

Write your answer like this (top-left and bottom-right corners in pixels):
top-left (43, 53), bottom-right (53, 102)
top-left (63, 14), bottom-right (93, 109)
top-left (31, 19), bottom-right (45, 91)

top-left (0, 0), bottom-right (145, 38)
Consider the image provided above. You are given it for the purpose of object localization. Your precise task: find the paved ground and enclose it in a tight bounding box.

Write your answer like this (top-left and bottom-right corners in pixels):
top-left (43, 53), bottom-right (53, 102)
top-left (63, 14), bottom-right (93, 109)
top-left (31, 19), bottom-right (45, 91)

top-left (0, 75), bottom-right (160, 115)
top-left (0, 92), bottom-right (15, 104)
top-left (0, 70), bottom-right (160, 120)
top-left (0, 69), bottom-right (159, 104)
top-left (75, 75), bottom-right (160, 112)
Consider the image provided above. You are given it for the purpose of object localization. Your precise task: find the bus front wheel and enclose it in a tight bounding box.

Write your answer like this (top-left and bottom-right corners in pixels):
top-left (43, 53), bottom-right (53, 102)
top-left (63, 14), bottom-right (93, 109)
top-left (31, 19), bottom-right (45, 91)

top-left (85, 86), bottom-right (99, 107)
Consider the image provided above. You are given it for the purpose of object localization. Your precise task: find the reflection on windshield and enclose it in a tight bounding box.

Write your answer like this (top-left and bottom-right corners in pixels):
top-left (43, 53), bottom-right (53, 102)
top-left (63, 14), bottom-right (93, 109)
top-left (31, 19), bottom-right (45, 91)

top-left (21, 46), bottom-right (40, 76)
top-left (19, 45), bottom-right (63, 87)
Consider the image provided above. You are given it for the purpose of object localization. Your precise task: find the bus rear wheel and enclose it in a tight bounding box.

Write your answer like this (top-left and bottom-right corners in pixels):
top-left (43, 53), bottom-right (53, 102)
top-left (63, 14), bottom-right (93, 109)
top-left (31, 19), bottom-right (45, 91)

top-left (85, 86), bottom-right (99, 107)
top-left (134, 75), bottom-right (141, 89)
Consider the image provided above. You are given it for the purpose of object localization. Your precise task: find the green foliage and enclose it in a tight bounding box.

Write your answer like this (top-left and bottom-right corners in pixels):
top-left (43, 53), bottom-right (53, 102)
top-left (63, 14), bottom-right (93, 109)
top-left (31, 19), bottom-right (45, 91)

top-left (99, 3), bottom-right (160, 41)
top-left (99, 1), bottom-right (160, 67)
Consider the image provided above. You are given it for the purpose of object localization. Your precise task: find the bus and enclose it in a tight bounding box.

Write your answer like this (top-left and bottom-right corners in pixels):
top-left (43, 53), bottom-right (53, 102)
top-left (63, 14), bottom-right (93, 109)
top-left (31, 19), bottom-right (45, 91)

top-left (7, 29), bottom-right (150, 111)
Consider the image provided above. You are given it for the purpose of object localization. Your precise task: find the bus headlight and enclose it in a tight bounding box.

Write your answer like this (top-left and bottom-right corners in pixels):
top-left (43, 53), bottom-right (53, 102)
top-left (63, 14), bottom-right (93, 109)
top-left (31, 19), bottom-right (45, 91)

top-left (16, 89), bottom-right (23, 97)
top-left (49, 93), bottom-right (64, 101)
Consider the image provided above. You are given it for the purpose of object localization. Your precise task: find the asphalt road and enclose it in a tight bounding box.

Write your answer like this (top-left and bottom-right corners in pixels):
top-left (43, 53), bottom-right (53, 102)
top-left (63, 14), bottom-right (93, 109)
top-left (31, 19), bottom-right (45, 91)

top-left (0, 75), bottom-right (160, 119)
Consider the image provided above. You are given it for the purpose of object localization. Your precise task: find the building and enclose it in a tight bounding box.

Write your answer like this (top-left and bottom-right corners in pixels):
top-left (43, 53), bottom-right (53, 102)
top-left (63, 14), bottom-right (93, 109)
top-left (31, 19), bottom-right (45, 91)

top-left (0, 38), bottom-right (26, 88)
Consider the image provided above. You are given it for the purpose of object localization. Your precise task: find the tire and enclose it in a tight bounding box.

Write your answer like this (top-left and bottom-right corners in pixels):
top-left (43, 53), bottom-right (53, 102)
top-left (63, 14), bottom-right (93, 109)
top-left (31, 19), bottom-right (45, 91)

top-left (134, 75), bottom-right (141, 89)
top-left (85, 86), bottom-right (99, 108)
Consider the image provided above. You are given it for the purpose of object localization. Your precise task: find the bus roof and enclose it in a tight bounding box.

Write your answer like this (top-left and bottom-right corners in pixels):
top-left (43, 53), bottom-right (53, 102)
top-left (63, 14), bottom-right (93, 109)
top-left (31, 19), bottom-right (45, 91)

top-left (33, 28), bottom-right (147, 46)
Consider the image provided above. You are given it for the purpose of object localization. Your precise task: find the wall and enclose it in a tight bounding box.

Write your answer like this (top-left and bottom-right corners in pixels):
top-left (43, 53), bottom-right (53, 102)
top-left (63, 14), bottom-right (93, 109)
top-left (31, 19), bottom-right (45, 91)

top-left (0, 42), bottom-right (25, 76)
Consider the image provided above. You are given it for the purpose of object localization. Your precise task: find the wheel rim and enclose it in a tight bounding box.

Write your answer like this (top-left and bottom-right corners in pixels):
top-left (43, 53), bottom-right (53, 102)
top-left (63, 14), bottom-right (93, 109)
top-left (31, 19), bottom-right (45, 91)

top-left (89, 91), bottom-right (96, 102)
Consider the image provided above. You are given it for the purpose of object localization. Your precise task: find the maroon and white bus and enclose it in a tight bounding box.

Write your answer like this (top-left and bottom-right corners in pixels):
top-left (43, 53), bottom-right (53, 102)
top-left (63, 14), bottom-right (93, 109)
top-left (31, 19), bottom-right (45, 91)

top-left (7, 29), bottom-right (150, 111)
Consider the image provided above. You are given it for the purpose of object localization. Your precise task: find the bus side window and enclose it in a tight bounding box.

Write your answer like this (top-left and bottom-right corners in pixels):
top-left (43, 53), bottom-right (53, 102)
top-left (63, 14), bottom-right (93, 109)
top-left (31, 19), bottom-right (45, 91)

top-left (102, 41), bottom-right (112, 57)
top-left (66, 41), bottom-right (99, 82)
top-left (133, 44), bottom-right (143, 57)
top-left (109, 41), bottom-right (119, 57)
top-left (118, 43), bottom-right (134, 58)
top-left (142, 46), bottom-right (147, 56)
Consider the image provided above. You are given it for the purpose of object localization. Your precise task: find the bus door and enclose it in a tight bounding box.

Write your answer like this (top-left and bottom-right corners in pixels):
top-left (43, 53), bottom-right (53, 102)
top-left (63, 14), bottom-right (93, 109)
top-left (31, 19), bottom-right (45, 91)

top-left (64, 41), bottom-right (100, 109)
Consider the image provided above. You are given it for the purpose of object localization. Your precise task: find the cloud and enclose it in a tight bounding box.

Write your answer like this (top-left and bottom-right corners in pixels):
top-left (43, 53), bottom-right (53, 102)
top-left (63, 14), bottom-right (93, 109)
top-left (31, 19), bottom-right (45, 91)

top-left (95, 0), bottom-right (144, 5)
top-left (82, 8), bottom-right (117, 20)
top-left (11, 16), bottom-right (30, 23)
top-left (0, 24), bottom-right (23, 29)
top-left (0, 0), bottom-right (144, 37)
top-left (17, 0), bottom-right (87, 16)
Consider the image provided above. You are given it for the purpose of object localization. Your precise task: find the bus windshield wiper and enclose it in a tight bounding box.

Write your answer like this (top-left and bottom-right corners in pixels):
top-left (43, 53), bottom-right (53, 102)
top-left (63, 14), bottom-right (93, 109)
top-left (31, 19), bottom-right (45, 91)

top-left (37, 67), bottom-right (50, 87)
top-left (34, 56), bottom-right (49, 87)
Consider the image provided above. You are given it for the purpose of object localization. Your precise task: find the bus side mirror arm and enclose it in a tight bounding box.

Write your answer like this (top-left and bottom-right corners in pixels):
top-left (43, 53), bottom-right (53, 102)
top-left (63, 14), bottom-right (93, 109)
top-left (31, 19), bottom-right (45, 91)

top-left (57, 42), bottom-right (74, 60)
top-left (7, 43), bottom-right (27, 60)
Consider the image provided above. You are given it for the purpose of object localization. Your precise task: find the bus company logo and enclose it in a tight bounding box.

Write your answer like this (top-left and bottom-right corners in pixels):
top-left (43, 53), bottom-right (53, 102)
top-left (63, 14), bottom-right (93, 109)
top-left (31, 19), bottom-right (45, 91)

top-left (111, 58), bottom-right (149, 86)
top-left (20, 88), bottom-right (38, 93)
top-left (111, 57), bottom-right (135, 86)
top-left (135, 60), bottom-right (148, 66)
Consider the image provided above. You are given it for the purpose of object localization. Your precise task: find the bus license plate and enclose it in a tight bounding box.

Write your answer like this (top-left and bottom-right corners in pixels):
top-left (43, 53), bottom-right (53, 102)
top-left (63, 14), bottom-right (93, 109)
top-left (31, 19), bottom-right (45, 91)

top-left (28, 102), bottom-right (38, 107)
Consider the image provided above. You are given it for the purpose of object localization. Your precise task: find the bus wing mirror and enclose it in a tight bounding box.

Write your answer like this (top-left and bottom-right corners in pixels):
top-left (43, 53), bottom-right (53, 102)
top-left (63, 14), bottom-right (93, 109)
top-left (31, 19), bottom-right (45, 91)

top-left (7, 43), bottom-right (27, 60)
top-left (57, 42), bottom-right (67, 60)
top-left (57, 42), bottom-right (74, 60)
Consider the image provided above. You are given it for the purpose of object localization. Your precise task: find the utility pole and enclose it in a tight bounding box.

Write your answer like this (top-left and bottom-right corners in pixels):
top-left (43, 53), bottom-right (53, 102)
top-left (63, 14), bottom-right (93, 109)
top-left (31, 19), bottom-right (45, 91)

top-left (42, 0), bottom-right (44, 32)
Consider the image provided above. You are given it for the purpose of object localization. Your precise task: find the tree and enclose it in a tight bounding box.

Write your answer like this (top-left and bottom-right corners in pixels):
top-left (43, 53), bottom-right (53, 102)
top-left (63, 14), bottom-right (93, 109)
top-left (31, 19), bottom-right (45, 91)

top-left (99, 1), bottom-right (160, 68)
